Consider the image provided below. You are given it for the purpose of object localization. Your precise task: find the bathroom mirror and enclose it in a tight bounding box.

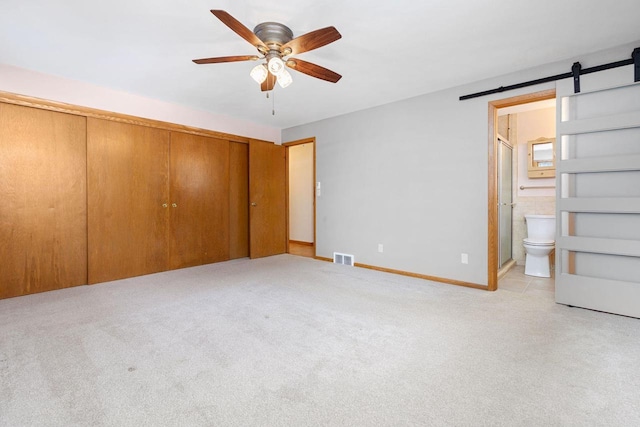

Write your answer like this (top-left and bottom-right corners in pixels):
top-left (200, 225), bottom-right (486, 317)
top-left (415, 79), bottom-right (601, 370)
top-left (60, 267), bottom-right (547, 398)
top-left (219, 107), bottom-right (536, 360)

top-left (527, 137), bottom-right (556, 178)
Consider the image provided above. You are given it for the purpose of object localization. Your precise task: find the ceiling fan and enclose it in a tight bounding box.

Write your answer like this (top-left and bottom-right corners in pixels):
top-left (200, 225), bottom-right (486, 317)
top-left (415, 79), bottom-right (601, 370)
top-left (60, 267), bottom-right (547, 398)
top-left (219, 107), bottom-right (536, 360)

top-left (193, 10), bottom-right (342, 91)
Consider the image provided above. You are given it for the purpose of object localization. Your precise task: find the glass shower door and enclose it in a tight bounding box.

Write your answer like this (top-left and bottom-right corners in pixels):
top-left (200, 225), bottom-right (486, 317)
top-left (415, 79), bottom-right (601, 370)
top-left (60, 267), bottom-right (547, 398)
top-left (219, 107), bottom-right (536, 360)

top-left (498, 138), bottom-right (513, 268)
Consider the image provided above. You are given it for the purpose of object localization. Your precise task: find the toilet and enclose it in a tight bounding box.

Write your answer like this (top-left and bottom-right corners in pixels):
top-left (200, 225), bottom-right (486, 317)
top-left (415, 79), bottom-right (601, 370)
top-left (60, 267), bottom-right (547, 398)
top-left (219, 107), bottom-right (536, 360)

top-left (523, 214), bottom-right (556, 277)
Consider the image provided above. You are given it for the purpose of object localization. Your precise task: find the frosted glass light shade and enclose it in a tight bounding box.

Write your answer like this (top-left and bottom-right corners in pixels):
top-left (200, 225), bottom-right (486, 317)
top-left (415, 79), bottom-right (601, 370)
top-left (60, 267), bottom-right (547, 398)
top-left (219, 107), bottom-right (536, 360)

top-left (267, 57), bottom-right (285, 76)
top-left (250, 64), bottom-right (268, 84)
top-left (277, 69), bottom-right (293, 88)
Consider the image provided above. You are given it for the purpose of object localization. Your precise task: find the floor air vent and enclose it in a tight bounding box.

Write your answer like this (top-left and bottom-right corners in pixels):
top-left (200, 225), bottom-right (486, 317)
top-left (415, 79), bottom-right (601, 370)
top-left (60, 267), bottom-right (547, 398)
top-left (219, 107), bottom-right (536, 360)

top-left (333, 252), bottom-right (354, 266)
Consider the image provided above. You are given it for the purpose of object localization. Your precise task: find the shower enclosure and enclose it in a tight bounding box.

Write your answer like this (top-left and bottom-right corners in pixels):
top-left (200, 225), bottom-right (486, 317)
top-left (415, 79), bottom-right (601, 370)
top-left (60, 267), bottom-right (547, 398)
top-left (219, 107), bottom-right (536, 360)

top-left (498, 136), bottom-right (514, 268)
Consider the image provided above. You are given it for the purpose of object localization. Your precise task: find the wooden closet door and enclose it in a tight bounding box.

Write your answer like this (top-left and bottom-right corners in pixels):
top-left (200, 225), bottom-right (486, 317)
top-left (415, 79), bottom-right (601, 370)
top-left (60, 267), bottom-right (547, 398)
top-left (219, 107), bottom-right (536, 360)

top-left (0, 103), bottom-right (87, 299)
top-left (249, 140), bottom-right (286, 258)
top-left (87, 118), bottom-right (170, 284)
top-left (169, 133), bottom-right (230, 269)
top-left (229, 142), bottom-right (249, 259)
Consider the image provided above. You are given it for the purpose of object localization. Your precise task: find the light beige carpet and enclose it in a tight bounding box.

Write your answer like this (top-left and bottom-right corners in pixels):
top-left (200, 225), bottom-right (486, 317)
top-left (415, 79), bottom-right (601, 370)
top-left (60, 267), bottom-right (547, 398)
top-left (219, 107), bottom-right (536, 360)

top-left (1, 255), bottom-right (639, 426)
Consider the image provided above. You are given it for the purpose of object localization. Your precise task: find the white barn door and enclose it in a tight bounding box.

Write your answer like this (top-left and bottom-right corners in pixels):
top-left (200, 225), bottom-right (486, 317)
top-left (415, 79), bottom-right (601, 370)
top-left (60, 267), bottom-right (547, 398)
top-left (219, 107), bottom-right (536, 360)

top-left (556, 66), bottom-right (640, 318)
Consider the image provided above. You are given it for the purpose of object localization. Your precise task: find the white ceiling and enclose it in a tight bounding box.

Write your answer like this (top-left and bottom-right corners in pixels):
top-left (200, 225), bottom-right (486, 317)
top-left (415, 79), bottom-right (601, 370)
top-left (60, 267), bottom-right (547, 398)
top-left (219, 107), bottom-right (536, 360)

top-left (1, 0), bottom-right (639, 129)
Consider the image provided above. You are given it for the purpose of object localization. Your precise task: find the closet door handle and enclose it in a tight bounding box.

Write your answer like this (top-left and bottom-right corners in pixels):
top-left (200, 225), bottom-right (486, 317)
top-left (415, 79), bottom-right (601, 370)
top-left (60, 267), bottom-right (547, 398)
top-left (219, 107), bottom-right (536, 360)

top-left (251, 202), bottom-right (257, 207)
top-left (172, 203), bottom-right (177, 208)
top-left (162, 203), bottom-right (168, 208)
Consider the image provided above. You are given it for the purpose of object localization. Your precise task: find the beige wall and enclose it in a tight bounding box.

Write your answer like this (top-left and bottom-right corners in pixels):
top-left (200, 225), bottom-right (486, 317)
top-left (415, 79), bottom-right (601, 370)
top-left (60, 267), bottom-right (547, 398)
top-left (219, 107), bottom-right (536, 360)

top-left (288, 143), bottom-right (314, 243)
top-left (509, 107), bottom-right (556, 265)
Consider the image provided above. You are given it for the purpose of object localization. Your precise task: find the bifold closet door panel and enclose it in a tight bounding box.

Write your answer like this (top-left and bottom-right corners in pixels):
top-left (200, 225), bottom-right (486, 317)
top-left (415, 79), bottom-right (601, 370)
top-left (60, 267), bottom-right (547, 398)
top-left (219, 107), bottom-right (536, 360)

top-left (249, 140), bottom-right (286, 258)
top-left (87, 118), bottom-right (170, 284)
top-left (0, 103), bottom-right (87, 299)
top-left (229, 142), bottom-right (249, 259)
top-left (169, 133), bottom-right (230, 269)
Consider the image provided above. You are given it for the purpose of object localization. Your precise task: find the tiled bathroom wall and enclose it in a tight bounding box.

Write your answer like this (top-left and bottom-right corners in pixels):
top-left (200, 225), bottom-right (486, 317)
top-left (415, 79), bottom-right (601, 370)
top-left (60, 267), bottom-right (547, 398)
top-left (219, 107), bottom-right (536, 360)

top-left (512, 196), bottom-right (555, 264)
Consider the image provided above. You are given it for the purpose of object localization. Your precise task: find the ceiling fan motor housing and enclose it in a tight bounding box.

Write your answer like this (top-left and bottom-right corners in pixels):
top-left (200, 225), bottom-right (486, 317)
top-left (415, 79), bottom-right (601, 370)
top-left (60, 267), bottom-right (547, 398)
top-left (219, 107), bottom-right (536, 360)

top-left (253, 22), bottom-right (293, 51)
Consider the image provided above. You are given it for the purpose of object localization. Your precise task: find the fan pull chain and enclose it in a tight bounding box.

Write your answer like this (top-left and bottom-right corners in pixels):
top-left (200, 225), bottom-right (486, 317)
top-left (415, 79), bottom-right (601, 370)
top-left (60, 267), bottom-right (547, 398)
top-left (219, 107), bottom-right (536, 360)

top-left (265, 90), bottom-right (276, 115)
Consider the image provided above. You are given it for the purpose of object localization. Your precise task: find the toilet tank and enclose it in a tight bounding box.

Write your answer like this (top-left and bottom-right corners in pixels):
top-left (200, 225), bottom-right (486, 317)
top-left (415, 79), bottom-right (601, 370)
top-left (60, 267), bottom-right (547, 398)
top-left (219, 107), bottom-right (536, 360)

top-left (525, 215), bottom-right (556, 241)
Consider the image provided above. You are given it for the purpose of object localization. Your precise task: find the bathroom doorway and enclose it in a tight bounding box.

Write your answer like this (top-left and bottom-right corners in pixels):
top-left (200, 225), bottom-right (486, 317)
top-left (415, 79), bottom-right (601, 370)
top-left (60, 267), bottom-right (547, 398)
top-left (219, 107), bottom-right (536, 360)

top-left (284, 137), bottom-right (316, 258)
top-left (487, 89), bottom-right (556, 290)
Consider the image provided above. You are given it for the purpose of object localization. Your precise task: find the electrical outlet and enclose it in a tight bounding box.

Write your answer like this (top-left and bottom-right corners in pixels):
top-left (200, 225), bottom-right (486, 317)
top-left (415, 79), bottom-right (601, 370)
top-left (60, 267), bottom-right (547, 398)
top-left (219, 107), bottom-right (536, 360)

top-left (461, 253), bottom-right (469, 264)
top-left (378, 244), bottom-right (384, 253)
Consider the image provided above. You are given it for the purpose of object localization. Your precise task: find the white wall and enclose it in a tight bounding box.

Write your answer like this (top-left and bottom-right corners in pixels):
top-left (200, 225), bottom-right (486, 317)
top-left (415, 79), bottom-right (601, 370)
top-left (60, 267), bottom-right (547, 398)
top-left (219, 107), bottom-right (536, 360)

top-left (282, 41), bottom-right (640, 287)
top-left (0, 64), bottom-right (280, 143)
top-left (288, 143), bottom-right (314, 243)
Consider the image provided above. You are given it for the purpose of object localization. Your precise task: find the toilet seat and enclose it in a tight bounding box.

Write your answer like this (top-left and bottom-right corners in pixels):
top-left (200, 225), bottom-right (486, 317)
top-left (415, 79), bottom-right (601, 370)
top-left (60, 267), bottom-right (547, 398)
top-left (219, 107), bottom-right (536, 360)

top-left (523, 238), bottom-right (554, 246)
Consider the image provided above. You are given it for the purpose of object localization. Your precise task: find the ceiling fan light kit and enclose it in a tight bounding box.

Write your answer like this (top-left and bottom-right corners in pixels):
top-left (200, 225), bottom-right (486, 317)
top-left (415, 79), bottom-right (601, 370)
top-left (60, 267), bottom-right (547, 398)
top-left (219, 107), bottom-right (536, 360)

top-left (193, 10), bottom-right (342, 92)
top-left (276, 69), bottom-right (293, 88)
top-left (267, 56), bottom-right (285, 76)
top-left (250, 64), bottom-right (268, 84)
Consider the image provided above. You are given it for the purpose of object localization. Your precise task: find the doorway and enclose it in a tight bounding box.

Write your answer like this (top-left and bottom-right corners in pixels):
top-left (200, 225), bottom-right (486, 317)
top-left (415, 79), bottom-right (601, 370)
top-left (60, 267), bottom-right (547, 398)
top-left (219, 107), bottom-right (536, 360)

top-left (229, 139), bottom-right (287, 260)
top-left (284, 137), bottom-right (316, 258)
top-left (487, 89), bottom-right (556, 290)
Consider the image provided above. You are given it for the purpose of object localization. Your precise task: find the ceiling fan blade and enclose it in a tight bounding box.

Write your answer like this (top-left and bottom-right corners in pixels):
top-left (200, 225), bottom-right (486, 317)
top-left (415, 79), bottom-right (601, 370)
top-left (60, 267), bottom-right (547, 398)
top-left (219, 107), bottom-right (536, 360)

top-left (193, 55), bottom-right (259, 64)
top-left (281, 26), bottom-right (341, 55)
top-left (210, 10), bottom-right (267, 51)
top-left (261, 73), bottom-right (276, 92)
top-left (286, 59), bottom-right (342, 83)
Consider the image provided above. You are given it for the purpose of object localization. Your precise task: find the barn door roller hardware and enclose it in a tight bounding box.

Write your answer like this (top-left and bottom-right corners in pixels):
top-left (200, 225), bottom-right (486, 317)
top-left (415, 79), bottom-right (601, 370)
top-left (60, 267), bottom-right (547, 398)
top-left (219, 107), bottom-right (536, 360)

top-left (634, 47), bottom-right (640, 82)
top-left (459, 47), bottom-right (640, 101)
top-left (571, 62), bottom-right (582, 93)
